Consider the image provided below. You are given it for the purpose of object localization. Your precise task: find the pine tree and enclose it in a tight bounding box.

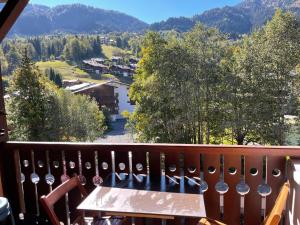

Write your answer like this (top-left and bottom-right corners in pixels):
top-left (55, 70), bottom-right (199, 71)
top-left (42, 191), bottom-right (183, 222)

top-left (7, 50), bottom-right (52, 141)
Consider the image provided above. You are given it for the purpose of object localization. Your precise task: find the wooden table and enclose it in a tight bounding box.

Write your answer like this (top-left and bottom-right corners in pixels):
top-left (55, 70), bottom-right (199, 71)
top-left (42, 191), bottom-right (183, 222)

top-left (77, 186), bottom-right (206, 220)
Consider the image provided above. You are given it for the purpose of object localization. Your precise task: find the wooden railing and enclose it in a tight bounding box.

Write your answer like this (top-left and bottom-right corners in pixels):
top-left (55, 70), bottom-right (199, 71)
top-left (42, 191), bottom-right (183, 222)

top-left (2, 142), bottom-right (300, 225)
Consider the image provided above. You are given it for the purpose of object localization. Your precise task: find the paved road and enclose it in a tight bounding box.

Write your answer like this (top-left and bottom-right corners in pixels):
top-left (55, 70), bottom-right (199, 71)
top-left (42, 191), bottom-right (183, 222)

top-left (95, 119), bottom-right (134, 143)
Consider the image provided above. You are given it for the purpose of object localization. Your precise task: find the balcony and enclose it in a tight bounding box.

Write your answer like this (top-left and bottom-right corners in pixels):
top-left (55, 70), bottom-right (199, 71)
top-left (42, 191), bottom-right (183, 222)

top-left (0, 141), bottom-right (299, 225)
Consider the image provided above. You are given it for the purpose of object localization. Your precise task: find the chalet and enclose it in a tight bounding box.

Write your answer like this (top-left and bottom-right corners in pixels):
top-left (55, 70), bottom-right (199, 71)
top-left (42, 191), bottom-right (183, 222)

top-left (129, 57), bottom-right (140, 64)
top-left (109, 39), bottom-right (117, 45)
top-left (111, 65), bottom-right (134, 77)
top-left (111, 56), bottom-right (122, 65)
top-left (66, 81), bottom-right (135, 121)
top-left (82, 59), bottom-right (109, 75)
top-left (100, 36), bottom-right (108, 44)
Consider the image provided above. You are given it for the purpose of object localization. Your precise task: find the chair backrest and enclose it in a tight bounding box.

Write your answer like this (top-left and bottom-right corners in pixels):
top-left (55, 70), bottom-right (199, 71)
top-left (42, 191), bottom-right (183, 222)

top-left (263, 182), bottom-right (290, 225)
top-left (40, 176), bottom-right (88, 225)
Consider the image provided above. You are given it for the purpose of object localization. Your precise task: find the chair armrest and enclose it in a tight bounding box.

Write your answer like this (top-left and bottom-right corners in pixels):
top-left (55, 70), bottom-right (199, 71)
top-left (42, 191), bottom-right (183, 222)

top-left (199, 218), bottom-right (227, 225)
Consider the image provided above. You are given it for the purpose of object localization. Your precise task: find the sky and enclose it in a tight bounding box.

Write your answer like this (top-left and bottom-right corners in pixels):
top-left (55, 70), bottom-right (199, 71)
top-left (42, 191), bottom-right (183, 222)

top-left (29, 0), bottom-right (242, 23)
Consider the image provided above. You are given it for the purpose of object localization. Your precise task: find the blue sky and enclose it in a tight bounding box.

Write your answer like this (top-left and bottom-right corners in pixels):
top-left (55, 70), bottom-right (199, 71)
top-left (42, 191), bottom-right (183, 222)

top-left (29, 0), bottom-right (242, 23)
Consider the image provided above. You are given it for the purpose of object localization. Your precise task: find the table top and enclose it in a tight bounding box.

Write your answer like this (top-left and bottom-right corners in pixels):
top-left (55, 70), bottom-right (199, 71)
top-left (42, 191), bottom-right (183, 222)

top-left (77, 186), bottom-right (206, 219)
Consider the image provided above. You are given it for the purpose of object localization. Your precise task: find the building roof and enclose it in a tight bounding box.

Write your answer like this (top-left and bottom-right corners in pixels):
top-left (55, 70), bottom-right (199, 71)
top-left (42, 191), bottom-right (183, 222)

top-left (91, 58), bottom-right (105, 62)
top-left (66, 80), bottom-right (130, 94)
top-left (66, 83), bottom-right (95, 92)
top-left (63, 79), bottom-right (81, 83)
top-left (83, 59), bottom-right (108, 69)
top-left (115, 65), bottom-right (131, 70)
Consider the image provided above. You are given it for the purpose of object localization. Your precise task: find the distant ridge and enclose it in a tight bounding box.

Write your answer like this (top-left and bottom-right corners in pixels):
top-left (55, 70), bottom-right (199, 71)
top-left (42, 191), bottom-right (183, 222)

top-left (8, 0), bottom-right (300, 37)
top-left (150, 0), bottom-right (300, 35)
top-left (9, 4), bottom-right (149, 36)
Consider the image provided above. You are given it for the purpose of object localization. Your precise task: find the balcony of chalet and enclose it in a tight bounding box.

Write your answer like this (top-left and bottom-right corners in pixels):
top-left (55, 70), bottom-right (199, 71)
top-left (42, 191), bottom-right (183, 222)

top-left (0, 142), bottom-right (299, 225)
top-left (0, 1), bottom-right (299, 225)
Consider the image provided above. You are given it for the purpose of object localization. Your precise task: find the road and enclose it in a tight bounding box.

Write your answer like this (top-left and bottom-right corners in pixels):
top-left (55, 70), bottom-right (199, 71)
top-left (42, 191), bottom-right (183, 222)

top-left (95, 119), bottom-right (134, 143)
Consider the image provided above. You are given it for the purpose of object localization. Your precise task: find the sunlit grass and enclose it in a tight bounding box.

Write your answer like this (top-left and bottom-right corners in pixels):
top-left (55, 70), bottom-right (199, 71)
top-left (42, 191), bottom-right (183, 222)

top-left (36, 60), bottom-right (106, 84)
top-left (102, 45), bottom-right (130, 59)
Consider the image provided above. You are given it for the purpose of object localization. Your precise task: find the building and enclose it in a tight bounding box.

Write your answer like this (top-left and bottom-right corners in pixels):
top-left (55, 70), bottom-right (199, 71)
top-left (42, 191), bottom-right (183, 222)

top-left (82, 59), bottom-right (109, 75)
top-left (111, 56), bottom-right (122, 65)
top-left (109, 81), bottom-right (135, 120)
top-left (111, 65), bottom-right (135, 77)
top-left (129, 57), bottom-right (140, 64)
top-left (66, 81), bottom-right (135, 121)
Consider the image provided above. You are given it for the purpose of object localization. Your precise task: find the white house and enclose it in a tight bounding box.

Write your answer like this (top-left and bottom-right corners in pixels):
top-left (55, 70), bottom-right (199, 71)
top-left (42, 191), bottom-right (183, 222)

top-left (66, 80), bottom-right (135, 122)
top-left (108, 81), bottom-right (135, 121)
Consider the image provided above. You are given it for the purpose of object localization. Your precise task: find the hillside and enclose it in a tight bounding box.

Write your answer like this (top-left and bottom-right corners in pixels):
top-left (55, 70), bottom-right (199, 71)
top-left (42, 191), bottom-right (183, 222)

top-left (8, 0), bottom-right (300, 37)
top-left (150, 0), bottom-right (300, 35)
top-left (9, 4), bottom-right (149, 36)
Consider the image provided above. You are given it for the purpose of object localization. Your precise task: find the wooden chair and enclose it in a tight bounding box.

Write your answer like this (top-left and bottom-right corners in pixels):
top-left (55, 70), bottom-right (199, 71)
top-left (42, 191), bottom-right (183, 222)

top-left (198, 182), bottom-right (290, 225)
top-left (40, 176), bottom-right (125, 225)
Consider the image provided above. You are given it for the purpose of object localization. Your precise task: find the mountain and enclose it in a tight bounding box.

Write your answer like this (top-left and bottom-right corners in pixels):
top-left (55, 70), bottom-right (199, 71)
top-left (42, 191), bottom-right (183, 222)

top-left (8, 0), bottom-right (300, 37)
top-left (150, 0), bottom-right (300, 35)
top-left (9, 4), bottom-right (149, 36)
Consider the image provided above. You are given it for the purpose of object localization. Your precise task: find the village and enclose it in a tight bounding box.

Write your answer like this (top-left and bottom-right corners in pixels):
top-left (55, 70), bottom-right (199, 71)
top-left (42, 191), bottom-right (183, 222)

top-left (81, 56), bottom-right (139, 78)
top-left (66, 55), bottom-right (139, 121)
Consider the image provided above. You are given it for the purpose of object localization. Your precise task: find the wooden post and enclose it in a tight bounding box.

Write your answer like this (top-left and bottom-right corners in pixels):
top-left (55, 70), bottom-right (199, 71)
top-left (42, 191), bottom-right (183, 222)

top-left (0, 0), bottom-right (29, 197)
top-left (0, 0), bottom-right (29, 42)
top-left (0, 65), bottom-right (8, 143)
top-left (0, 63), bottom-right (8, 196)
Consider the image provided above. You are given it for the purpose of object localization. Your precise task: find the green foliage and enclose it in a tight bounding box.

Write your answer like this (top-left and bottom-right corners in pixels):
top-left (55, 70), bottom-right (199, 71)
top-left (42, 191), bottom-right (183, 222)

top-left (55, 90), bottom-right (107, 142)
top-left (6, 45), bottom-right (22, 74)
top-left (0, 47), bottom-right (8, 74)
top-left (45, 67), bottom-right (63, 87)
top-left (1, 35), bottom-right (104, 69)
top-left (228, 9), bottom-right (300, 145)
top-left (130, 11), bottom-right (300, 145)
top-left (63, 36), bottom-right (101, 62)
top-left (7, 53), bottom-right (107, 142)
top-left (7, 51), bottom-right (56, 141)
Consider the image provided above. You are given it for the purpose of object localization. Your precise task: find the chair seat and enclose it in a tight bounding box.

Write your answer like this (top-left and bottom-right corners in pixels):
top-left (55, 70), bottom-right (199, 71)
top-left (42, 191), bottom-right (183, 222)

top-left (92, 217), bottom-right (124, 225)
top-left (73, 216), bottom-right (124, 225)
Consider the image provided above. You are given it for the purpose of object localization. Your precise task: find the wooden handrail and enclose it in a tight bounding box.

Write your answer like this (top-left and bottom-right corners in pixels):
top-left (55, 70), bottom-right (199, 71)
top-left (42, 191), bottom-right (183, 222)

top-left (4, 141), bottom-right (300, 157)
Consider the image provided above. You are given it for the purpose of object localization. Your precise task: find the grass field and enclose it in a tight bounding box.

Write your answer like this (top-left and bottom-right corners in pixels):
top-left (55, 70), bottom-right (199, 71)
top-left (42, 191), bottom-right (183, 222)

top-left (102, 45), bottom-right (130, 59)
top-left (36, 60), bottom-right (106, 84)
top-left (35, 60), bottom-right (133, 84)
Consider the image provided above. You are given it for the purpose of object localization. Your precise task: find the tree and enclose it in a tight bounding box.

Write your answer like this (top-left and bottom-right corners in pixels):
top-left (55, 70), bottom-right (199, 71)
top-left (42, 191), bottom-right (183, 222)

top-left (7, 51), bottom-right (55, 141)
top-left (229, 10), bottom-right (300, 145)
top-left (7, 52), bottom-right (107, 142)
top-left (45, 68), bottom-right (63, 88)
top-left (255, 10), bottom-right (300, 145)
top-left (129, 11), bottom-right (300, 145)
top-left (6, 45), bottom-right (22, 73)
top-left (55, 90), bottom-right (107, 141)
top-left (130, 26), bottom-right (226, 144)
top-left (0, 47), bottom-right (8, 74)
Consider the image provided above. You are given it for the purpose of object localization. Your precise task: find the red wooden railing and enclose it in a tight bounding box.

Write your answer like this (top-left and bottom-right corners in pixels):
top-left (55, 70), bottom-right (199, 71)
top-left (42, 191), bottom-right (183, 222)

top-left (2, 142), bottom-right (300, 225)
